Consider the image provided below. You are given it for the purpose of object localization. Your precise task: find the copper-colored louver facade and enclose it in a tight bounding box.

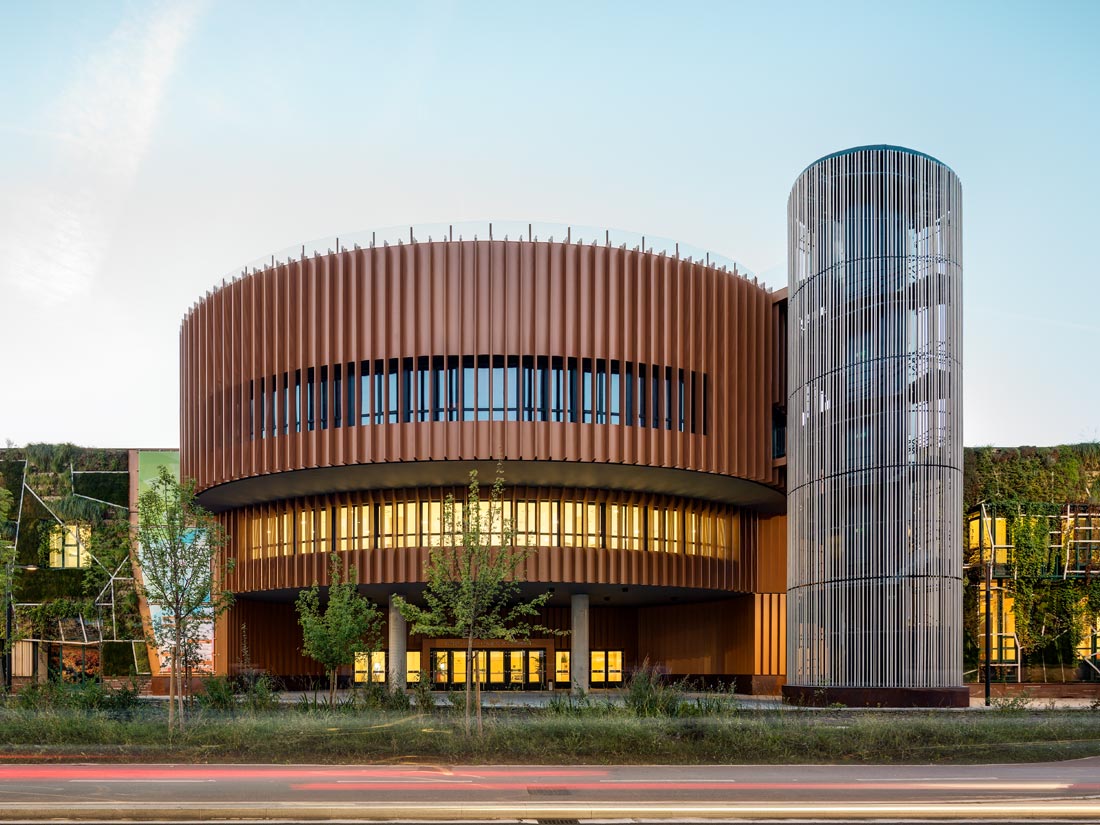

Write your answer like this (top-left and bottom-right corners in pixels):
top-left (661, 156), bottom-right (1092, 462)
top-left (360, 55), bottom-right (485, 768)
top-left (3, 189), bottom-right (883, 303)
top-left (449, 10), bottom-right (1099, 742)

top-left (181, 236), bottom-right (789, 693)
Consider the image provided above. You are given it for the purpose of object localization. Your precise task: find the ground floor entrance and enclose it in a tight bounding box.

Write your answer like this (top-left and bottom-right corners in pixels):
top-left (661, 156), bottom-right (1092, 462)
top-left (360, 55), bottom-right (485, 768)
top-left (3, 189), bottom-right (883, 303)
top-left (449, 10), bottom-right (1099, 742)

top-left (352, 645), bottom-right (625, 689)
top-left (218, 593), bottom-right (787, 694)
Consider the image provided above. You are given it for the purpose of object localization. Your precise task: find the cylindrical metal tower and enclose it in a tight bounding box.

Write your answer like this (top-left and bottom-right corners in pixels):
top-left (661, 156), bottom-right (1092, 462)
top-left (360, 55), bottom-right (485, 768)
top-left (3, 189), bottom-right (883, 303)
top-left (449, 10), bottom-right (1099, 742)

top-left (784, 145), bottom-right (966, 707)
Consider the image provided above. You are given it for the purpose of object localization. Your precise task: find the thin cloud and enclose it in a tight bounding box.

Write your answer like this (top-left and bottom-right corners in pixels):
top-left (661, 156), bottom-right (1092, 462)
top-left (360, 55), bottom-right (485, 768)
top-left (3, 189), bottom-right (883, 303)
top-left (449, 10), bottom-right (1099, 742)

top-left (0, 1), bottom-right (204, 304)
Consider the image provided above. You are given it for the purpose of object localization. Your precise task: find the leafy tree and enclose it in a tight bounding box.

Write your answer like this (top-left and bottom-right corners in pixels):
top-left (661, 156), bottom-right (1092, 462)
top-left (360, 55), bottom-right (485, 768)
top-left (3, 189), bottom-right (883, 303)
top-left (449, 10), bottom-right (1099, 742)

top-left (136, 467), bottom-right (233, 730)
top-left (296, 553), bottom-right (382, 703)
top-left (394, 467), bottom-right (554, 736)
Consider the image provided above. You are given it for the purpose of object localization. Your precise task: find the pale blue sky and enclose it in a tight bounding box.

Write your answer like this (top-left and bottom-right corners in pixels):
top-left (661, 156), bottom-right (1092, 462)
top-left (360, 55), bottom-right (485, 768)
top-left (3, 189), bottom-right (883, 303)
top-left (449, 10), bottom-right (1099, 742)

top-left (1, 0), bottom-right (1097, 448)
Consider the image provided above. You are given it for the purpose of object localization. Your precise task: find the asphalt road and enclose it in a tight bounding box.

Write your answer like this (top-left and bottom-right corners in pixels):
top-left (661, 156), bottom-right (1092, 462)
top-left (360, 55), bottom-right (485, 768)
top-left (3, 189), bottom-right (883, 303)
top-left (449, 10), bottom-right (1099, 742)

top-left (1, 759), bottom-right (1099, 821)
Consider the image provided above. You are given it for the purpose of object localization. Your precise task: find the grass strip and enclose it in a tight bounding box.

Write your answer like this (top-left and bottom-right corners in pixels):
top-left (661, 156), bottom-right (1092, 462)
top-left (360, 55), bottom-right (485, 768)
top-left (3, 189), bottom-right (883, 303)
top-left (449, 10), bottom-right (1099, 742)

top-left (1, 707), bottom-right (1099, 764)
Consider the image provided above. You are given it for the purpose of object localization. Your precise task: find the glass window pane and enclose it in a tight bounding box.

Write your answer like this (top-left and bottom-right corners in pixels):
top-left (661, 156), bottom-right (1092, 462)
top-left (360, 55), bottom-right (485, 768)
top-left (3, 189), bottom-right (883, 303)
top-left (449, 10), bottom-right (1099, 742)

top-left (607, 651), bottom-right (623, 683)
top-left (477, 358), bottom-right (491, 421)
top-left (452, 651), bottom-right (467, 684)
top-left (463, 358), bottom-right (476, 421)
top-left (434, 651), bottom-right (448, 683)
top-left (490, 650), bottom-right (505, 683)
top-left (591, 650), bottom-right (606, 683)
top-left (555, 651), bottom-right (570, 683)
top-left (371, 651), bottom-right (386, 683)
top-left (609, 362), bottom-right (620, 425)
top-left (582, 358), bottom-right (593, 424)
top-left (509, 650), bottom-right (524, 683)
top-left (354, 651), bottom-right (369, 683)
top-left (407, 651), bottom-right (421, 682)
top-left (596, 360), bottom-right (607, 424)
top-left (307, 366), bottom-right (316, 431)
top-left (492, 358), bottom-right (505, 421)
top-left (528, 650), bottom-right (543, 683)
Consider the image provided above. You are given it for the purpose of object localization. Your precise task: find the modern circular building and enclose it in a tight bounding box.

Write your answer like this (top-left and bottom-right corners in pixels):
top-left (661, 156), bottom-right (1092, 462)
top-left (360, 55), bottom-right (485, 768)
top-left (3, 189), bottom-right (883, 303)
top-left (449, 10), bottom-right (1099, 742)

top-left (784, 147), bottom-right (966, 706)
top-left (181, 224), bottom-right (790, 692)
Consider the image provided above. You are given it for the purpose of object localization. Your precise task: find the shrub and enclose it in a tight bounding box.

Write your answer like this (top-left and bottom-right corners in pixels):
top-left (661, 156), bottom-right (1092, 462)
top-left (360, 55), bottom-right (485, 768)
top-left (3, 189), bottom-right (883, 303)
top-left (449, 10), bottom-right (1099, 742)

top-left (197, 676), bottom-right (238, 711)
top-left (240, 674), bottom-right (279, 712)
top-left (354, 682), bottom-right (411, 712)
top-left (625, 660), bottom-right (683, 717)
top-left (411, 673), bottom-right (435, 713)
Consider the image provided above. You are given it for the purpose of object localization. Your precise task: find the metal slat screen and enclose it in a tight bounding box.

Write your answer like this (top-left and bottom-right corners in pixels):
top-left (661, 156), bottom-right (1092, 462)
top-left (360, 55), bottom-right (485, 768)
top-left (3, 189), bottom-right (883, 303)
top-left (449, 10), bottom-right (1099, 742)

top-left (786, 147), bottom-right (963, 689)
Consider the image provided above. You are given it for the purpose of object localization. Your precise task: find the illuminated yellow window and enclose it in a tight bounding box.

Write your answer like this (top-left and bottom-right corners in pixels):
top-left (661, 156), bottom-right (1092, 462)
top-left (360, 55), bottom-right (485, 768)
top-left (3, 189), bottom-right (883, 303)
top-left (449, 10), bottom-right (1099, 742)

top-left (49, 524), bottom-right (90, 569)
top-left (555, 651), bottom-right (570, 683)
top-left (537, 501), bottom-right (558, 547)
top-left (358, 504), bottom-right (372, 551)
top-left (264, 513), bottom-right (278, 558)
top-left (606, 650), bottom-right (623, 683)
top-left (514, 501), bottom-right (535, 546)
top-left (406, 651), bottom-right (421, 682)
top-left (649, 509), bottom-right (665, 552)
top-left (353, 652), bottom-right (386, 683)
top-left (433, 651), bottom-right (448, 683)
top-left (317, 507), bottom-right (329, 554)
top-left (563, 502), bottom-right (598, 547)
top-left (685, 510), bottom-right (700, 555)
top-left (667, 508), bottom-right (681, 553)
top-left (380, 504), bottom-right (393, 548)
top-left (248, 517), bottom-right (262, 560)
top-left (589, 650), bottom-right (623, 684)
top-left (452, 651), bottom-right (467, 684)
top-left (528, 650), bottom-right (544, 683)
top-left (281, 512), bottom-right (293, 556)
top-left (354, 651), bottom-right (369, 683)
top-left (371, 652), bottom-right (386, 682)
top-left (423, 501), bottom-right (442, 546)
top-left (473, 651), bottom-right (488, 684)
top-left (298, 508), bottom-right (314, 554)
top-left (613, 504), bottom-right (642, 551)
top-left (337, 505), bottom-right (351, 552)
top-left (508, 650), bottom-right (524, 684)
top-left (590, 650), bottom-right (606, 683)
top-left (489, 650), bottom-right (505, 683)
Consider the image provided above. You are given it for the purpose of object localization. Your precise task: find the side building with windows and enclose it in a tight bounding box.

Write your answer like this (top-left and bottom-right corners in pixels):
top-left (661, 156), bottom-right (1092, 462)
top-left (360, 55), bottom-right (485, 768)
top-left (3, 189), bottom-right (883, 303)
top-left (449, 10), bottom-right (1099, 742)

top-left (0, 445), bottom-right (180, 689)
top-left (181, 226), bottom-right (790, 692)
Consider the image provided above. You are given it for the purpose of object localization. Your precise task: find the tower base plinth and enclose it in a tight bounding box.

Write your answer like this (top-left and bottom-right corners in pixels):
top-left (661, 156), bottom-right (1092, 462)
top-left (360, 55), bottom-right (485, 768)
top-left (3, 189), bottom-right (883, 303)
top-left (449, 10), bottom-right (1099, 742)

top-left (782, 684), bottom-right (970, 708)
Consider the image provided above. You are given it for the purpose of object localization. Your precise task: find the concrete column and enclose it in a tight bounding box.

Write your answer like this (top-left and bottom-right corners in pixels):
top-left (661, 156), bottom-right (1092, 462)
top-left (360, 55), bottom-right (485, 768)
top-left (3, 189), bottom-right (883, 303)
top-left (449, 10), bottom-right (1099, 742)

top-left (387, 595), bottom-right (407, 691)
top-left (570, 593), bottom-right (589, 693)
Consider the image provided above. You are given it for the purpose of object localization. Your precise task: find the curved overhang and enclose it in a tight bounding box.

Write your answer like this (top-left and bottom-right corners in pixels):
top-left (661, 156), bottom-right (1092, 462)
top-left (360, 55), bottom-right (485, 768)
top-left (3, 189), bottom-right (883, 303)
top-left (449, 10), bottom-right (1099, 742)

top-left (237, 581), bottom-right (754, 607)
top-left (196, 459), bottom-right (785, 515)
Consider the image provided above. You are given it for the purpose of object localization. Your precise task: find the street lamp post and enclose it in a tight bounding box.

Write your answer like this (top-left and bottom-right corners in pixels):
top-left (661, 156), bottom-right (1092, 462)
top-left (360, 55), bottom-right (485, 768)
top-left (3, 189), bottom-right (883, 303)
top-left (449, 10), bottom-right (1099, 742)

top-left (981, 503), bottom-right (992, 707)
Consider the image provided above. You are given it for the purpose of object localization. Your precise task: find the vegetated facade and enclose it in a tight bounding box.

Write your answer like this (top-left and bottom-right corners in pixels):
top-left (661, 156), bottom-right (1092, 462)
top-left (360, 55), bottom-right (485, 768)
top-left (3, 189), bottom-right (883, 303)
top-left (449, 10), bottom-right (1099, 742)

top-left (964, 444), bottom-right (1100, 682)
top-left (0, 445), bottom-right (173, 686)
top-left (181, 224), bottom-right (789, 693)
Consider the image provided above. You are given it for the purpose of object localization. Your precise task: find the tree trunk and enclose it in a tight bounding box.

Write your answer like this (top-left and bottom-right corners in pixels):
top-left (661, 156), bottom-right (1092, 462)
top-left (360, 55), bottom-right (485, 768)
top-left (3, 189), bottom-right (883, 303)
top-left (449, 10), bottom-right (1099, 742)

top-left (475, 651), bottom-right (483, 737)
top-left (175, 640), bottom-right (185, 730)
top-left (330, 667), bottom-right (338, 704)
top-left (167, 645), bottom-right (175, 732)
top-left (464, 633), bottom-right (473, 736)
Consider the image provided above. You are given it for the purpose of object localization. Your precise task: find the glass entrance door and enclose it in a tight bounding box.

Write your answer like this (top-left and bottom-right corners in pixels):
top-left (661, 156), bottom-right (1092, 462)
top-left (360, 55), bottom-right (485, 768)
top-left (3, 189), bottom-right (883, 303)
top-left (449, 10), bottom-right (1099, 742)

top-left (430, 647), bottom-right (545, 688)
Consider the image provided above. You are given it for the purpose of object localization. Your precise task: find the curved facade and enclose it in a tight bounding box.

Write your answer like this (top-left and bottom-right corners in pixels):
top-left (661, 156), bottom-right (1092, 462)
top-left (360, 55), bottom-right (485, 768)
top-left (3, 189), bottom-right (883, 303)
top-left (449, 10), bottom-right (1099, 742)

top-left (785, 147), bottom-right (965, 706)
top-left (181, 234), bottom-right (789, 691)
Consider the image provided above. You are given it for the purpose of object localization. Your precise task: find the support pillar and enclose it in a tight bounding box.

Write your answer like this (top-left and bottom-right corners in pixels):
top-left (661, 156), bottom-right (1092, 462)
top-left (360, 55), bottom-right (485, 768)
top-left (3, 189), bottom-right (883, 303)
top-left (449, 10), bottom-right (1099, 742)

top-left (388, 595), bottom-right (406, 691)
top-left (570, 593), bottom-right (589, 693)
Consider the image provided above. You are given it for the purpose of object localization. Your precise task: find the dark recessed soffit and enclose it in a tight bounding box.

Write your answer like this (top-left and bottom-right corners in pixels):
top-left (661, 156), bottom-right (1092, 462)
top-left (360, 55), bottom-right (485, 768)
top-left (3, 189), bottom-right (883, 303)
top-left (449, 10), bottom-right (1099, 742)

top-left (196, 459), bottom-right (785, 515)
